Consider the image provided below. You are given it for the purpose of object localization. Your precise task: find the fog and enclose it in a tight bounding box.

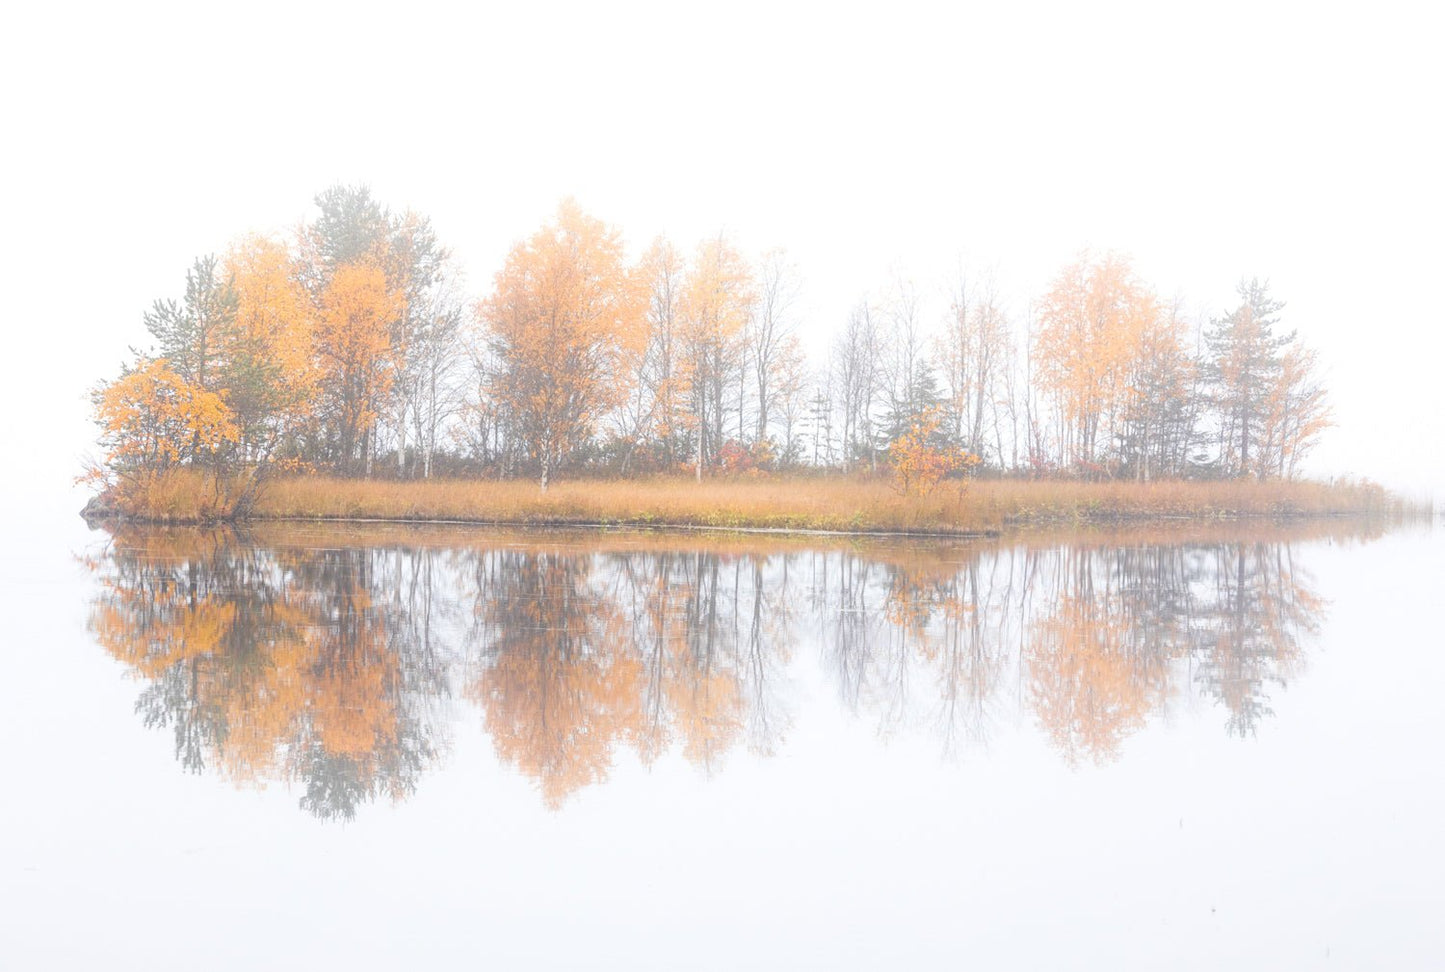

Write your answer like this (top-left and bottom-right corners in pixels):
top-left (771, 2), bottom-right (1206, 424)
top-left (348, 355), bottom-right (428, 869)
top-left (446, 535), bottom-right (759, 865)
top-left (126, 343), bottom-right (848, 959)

top-left (3, 0), bottom-right (1440, 508)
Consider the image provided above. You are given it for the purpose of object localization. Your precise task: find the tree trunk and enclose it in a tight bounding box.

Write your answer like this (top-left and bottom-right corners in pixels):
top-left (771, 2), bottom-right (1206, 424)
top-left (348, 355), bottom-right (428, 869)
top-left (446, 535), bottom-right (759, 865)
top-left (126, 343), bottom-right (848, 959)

top-left (397, 402), bottom-right (408, 477)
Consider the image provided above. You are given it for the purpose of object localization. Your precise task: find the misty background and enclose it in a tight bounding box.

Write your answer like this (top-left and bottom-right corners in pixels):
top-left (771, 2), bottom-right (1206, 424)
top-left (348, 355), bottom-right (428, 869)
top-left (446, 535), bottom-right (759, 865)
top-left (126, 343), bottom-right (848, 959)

top-left (3, 0), bottom-right (1440, 516)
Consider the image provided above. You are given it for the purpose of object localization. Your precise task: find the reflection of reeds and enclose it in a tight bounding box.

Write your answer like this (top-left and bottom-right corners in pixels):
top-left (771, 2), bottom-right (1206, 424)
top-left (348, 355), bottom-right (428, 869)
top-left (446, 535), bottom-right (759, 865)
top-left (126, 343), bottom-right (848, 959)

top-left (120, 472), bottom-right (1427, 532)
top-left (98, 515), bottom-right (1396, 573)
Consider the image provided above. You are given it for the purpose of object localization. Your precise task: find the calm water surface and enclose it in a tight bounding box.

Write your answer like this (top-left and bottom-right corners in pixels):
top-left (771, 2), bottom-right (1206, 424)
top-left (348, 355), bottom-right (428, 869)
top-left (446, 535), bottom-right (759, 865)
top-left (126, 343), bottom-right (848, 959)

top-left (3, 514), bottom-right (1442, 970)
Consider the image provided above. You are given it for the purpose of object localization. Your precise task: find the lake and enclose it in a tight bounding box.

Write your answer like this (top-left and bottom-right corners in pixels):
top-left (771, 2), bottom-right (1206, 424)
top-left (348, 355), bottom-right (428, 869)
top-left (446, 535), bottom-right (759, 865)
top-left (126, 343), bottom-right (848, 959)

top-left (3, 514), bottom-right (1441, 970)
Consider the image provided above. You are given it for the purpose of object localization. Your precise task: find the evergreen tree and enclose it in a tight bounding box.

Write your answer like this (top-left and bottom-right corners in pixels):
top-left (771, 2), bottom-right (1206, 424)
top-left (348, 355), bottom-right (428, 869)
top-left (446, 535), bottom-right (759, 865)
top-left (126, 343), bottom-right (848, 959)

top-left (307, 184), bottom-right (391, 277)
top-left (1204, 278), bottom-right (1294, 478)
top-left (141, 254), bottom-right (237, 391)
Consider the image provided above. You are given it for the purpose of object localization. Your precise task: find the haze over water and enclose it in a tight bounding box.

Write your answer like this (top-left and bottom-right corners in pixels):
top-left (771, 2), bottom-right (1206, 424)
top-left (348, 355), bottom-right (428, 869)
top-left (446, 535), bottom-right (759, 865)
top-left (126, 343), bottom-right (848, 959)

top-left (4, 515), bottom-right (1441, 969)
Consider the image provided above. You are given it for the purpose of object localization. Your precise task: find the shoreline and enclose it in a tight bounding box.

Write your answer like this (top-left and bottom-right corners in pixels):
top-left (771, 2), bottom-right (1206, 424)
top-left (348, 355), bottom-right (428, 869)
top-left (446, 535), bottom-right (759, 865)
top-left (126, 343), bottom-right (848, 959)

top-left (81, 472), bottom-right (1424, 537)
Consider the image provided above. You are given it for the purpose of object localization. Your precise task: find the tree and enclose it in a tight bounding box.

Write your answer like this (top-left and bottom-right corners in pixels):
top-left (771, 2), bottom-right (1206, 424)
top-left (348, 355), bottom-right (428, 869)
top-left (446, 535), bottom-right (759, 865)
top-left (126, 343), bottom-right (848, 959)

top-left (808, 374), bottom-right (835, 467)
top-left (93, 357), bottom-right (238, 471)
top-left (300, 184), bottom-right (393, 290)
top-left (141, 254), bottom-right (237, 392)
top-left (747, 249), bottom-right (801, 445)
top-left (936, 273), bottom-right (1011, 464)
top-left (86, 185), bottom-right (1350, 496)
top-left (480, 200), bottom-right (643, 490)
top-left (300, 184), bottom-right (452, 476)
top-left (222, 235), bottom-right (316, 461)
top-left (1116, 298), bottom-right (1200, 480)
top-left (832, 300), bottom-right (882, 471)
top-left (773, 334), bottom-right (810, 467)
top-left (382, 211), bottom-right (451, 474)
top-left (681, 235), bottom-right (754, 480)
top-left (1034, 253), bottom-right (1158, 473)
top-left (314, 263), bottom-right (403, 473)
top-left (1258, 342), bottom-right (1333, 479)
top-left (888, 406), bottom-right (979, 495)
top-left (1204, 278), bottom-right (1294, 478)
top-left (613, 237), bottom-right (688, 472)
top-left (397, 270), bottom-right (467, 478)
top-left (879, 279), bottom-right (935, 445)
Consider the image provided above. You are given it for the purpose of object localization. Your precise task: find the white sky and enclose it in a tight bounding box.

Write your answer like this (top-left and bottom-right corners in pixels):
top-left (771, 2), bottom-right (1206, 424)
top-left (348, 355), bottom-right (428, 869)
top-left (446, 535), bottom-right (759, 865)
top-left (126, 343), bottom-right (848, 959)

top-left (3, 0), bottom-right (1441, 503)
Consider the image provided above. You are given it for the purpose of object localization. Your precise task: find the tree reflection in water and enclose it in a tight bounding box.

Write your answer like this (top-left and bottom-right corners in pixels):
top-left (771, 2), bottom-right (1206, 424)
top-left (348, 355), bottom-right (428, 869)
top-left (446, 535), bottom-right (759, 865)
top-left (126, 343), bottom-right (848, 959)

top-left (85, 522), bottom-right (1368, 816)
top-left (88, 529), bottom-right (454, 820)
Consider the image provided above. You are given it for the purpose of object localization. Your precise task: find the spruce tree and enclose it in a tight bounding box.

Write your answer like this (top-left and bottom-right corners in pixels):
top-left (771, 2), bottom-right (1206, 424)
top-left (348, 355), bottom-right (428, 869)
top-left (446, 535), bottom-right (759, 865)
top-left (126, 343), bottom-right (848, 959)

top-left (1204, 278), bottom-right (1294, 478)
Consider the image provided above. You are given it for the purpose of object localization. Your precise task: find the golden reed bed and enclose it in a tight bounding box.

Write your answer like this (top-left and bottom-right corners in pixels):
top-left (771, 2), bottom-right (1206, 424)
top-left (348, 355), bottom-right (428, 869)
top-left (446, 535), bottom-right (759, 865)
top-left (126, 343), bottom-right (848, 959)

top-left (92, 470), bottom-right (1419, 533)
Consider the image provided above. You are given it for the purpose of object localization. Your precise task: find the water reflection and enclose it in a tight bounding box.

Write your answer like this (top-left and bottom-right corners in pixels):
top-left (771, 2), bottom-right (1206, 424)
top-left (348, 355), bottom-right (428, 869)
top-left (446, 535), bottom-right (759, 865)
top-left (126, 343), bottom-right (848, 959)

top-left (88, 531), bottom-right (452, 820)
top-left (85, 522), bottom-right (1371, 817)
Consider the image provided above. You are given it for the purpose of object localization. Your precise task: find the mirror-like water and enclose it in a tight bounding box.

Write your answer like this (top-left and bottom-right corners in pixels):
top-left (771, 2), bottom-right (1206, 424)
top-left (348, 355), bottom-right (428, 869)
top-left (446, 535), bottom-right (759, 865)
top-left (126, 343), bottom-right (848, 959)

top-left (4, 516), bottom-right (1442, 970)
top-left (85, 523), bottom-right (1346, 816)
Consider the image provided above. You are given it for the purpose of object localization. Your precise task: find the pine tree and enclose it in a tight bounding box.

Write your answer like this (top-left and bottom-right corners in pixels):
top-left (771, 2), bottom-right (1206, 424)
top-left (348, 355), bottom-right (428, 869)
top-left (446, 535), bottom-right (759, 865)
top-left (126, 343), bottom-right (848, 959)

top-left (141, 254), bottom-right (237, 391)
top-left (1204, 278), bottom-right (1294, 478)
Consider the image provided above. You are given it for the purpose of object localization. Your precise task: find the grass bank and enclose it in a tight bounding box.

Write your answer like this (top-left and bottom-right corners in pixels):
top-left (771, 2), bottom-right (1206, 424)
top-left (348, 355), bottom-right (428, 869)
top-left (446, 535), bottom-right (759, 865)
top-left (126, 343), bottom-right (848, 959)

top-left (88, 470), bottom-right (1423, 534)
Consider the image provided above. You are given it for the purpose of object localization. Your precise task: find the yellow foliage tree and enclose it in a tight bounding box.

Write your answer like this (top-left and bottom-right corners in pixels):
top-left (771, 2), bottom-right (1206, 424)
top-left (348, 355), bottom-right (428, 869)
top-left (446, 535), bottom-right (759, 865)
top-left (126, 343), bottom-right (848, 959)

top-left (315, 262), bottom-right (403, 473)
top-left (888, 407), bottom-right (980, 495)
top-left (223, 235), bottom-right (317, 458)
top-left (94, 357), bottom-right (239, 470)
top-left (481, 199), bottom-right (644, 489)
top-left (1258, 341), bottom-right (1334, 480)
top-left (682, 235), bottom-right (754, 479)
top-left (1034, 253), bottom-right (1160, 472)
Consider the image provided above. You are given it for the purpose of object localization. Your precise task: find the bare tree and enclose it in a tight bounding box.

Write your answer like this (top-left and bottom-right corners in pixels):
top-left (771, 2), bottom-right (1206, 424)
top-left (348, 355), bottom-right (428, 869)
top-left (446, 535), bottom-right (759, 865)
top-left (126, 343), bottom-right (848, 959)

top-left (808, 371), bottom-right (835, 468)
top-left (937, 271), bottom-right (1011, 463)
top-left (747, 249), bottom-right (802, 447)
top-left (881, 277), bottom-right (929, 441)
top-left (402, 272), bottom-right (467, 478)
top-left (831, 299), bottom-right (882, 472)
top-left (773, 335), bottom-right (809, 467)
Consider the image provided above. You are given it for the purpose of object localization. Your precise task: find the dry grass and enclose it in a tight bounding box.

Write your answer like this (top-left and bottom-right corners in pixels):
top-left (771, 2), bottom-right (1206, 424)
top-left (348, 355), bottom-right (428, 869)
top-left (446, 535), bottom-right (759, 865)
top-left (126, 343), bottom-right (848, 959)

top-left (92, 469), bottom-right (1420, 532)
top-left (88, 469), bottom-right (250, 524)
top-left (201, 473), bottom-right (1420, 534)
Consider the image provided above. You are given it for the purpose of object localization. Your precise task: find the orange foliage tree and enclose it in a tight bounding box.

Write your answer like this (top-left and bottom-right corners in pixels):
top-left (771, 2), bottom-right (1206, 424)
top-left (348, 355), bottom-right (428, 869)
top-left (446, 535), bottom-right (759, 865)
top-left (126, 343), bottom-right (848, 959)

top-left (481, 199), bottom-right (644, 489)
top-left (618, 236), bottom-right (689, 471)
top-left (682, 236), bottom-right (754, 479)
top-left (1034, 253), bottom-right (1163, 473)
top-left (85, 185), bottom-right (1344, 497)
top-left (93, 358), bottom-right (239, 471)
top-left (315, 263), bottom-right (403, 473)
top-left (222, 235), bottom-right (317, 459)
top-left (1260, 342), bottom-right (1333, 478)
top-left (888, 407), bottom-right (980, 495)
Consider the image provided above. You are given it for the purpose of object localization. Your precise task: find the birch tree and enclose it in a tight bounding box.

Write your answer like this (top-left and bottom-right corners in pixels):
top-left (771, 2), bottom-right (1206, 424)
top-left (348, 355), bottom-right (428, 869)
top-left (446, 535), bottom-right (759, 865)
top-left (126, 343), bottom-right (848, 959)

top-left (481, 200), bottom-right (643, 490)
top-left (681, 235), bottom-right (753, 480)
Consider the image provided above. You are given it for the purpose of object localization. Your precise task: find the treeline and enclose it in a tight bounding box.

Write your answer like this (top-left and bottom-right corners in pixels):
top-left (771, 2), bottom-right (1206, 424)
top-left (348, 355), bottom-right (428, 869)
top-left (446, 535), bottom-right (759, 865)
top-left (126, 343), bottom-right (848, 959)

top-left (91, 185), bottom-right (1333, 493)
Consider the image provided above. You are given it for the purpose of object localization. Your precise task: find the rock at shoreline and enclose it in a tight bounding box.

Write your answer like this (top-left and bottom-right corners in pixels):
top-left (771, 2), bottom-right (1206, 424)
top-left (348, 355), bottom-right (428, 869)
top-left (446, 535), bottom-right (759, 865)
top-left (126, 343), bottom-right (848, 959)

top-left (80, 492), bottom-right (119, 524)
